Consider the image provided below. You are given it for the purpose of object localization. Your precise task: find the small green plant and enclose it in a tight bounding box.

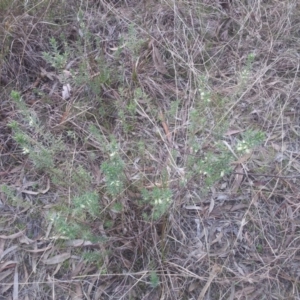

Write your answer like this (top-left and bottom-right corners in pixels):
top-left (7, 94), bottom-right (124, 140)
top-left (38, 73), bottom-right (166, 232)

top-left (115, 87), bottom-right (145, 133)
top-left (9, 89), bottom-right (98, 246)
top-left (82, 251), bottom-right (104, 268)
top-left (89, 125), bottom-right (108, 148)
top-left (167, 99), bottom-right (180, 120)
top-left (8, 124), bottom-right (59, 170)
top-left (50, 190), bottom-right (101, 242)
top-left (101, 141), bottom-right (125, 197)
top-left (195, 143), bottom-right (234, 189)
top-left (9, 90), bottom-right (63, 171)
top-left (238, 52), bottom-right (255, 90)
top-left (1, 184), bottom-right (30, 208)
top-left (256, 244), bottom-right (263, 253)
top-left (53, 215), bottom-right (82, 240)
top-left (71, 165), bottom-right (93, 191)
top-left (72, 191), bottom-right (100, 219)
top-left (126, 23), bottom-right (145, 59)
top-left (236, 129), bottom-right (265, 154)
top-left (42, 37), bottom-right (68, 70)
top-left (104, 219), bottom-right (114, 229)
top-left (149, 270), bottom-right (160, 288)
top-left (111, 202), bottom-right (123, 213)
top-left (188, 108), bottom-right (207, 136)
top-left (10, 90), bottom-right (34, 124)
top-left (142, 187), bottom-right (172, 220)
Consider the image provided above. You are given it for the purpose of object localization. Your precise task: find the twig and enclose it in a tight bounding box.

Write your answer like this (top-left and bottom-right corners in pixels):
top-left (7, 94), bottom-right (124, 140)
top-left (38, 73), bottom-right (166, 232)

top-left (232, 172), bottom-right (300, 179)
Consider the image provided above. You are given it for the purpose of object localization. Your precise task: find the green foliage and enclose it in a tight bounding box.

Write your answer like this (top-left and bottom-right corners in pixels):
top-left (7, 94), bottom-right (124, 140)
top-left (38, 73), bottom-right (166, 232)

top-left (126, 23), bottom-right (145, 58)
top-left (142, 187), bottom-right (172, 220)
top-left (196, 143), bottom-right (234, 188)
top-left (104, 219), bottom-right (114, 229)
top-left (185, 128), bottom-right (265, 191)
top-left (71, 165), bottom-right (93, 191)
top-left (150, 271), bottom-right (160, 288)
top-left (168, 99), bottom-right (180, 120)
top-left (42, 37), bottom-right (68, 70)
top-left (89, 125), bottom-right (108, 149)
top-left (111, 202), bottom-right (123, 213)
top-left (101, 141), bottom-right (125, 197)
top-left (188, 108), bottom-right (205, 135)
top-left (10, 127), bottom-right (58, 170)
top-left (10, 90), bottom-right (21, 101)
top-left (95, 57), bottom-right (111, 84)
top-left (32, 148), bottom-right (55, 170)
top-left (256, 244), bottom-right (263, 253)
top-left (137, 141), bottom-right (145, 156)
top-left (198, 75), bottom-right (212, 104)
top-left (51, 190), bottom-right (101, 242)
top-left (115, 87), bottom-right (146, 133)
top-left (72, 191), bottom-right (100, 219)
top-left (238, 52), bottom-right (255, 90)
top-left (10, 90), bottom-right (30, 119)
top-left (82, 251), bottom-right (104, 268)
top-left (54, 215), bottom-right (82, 240)
top-left (236, 129), bottom-right (265, 154)
top-left (1, 185), bottom-right (30, 208)
top-left (9, 90), bottom-right (65, 170)
top-left (184, 76), bottom-right (266, 192)
top-left (13, 130), bottom-right (29, 149)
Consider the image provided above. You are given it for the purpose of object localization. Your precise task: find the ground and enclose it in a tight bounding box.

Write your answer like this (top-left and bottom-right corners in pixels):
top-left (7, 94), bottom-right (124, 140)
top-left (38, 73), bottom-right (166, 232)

top-left (1, 0), bottom-right (300, 299)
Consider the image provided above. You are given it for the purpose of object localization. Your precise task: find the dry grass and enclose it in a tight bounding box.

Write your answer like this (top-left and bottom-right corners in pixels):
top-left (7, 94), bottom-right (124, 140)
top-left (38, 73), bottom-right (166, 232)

top-left (1, 0), bottom-right (300, 299)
